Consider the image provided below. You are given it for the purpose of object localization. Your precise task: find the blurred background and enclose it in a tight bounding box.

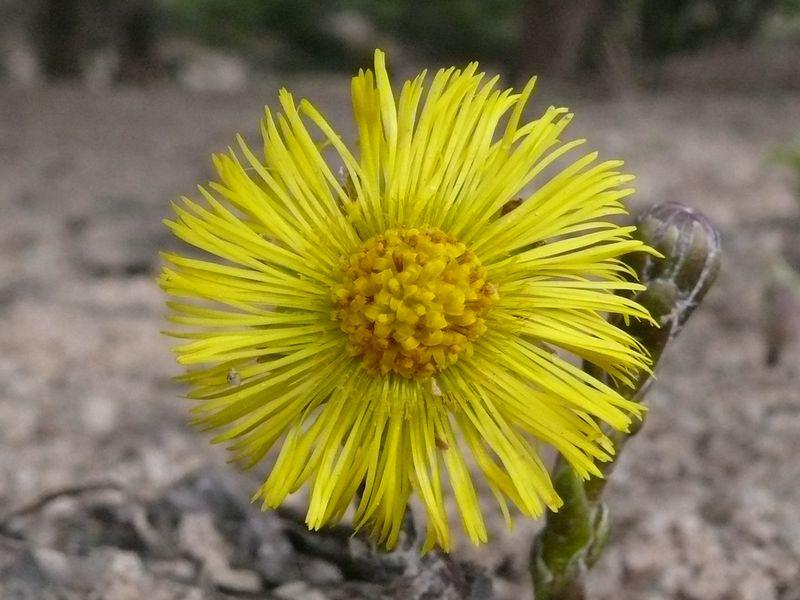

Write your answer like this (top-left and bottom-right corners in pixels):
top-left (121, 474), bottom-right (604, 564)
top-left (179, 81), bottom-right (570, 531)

top-left (5, 0), bottom-right (800, 89)
top-left (2, 1), bottom-right (800, 599)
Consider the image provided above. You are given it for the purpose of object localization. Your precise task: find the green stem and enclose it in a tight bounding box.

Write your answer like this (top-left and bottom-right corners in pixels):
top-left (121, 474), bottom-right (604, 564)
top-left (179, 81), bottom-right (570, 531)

top-left (530, 203), bottom-right (720, 600)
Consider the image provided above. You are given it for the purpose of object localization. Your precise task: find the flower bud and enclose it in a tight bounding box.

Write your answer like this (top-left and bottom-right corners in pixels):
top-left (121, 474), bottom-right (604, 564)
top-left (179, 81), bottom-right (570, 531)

top-left (633, 202), bottom-right (720, 323)
top-left (618, 202), bottom-right (721, 397)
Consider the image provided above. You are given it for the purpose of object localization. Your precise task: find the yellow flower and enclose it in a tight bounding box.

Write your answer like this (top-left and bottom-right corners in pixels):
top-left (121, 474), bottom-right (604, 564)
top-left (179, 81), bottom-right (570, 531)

top-left (159, 50), bottom-right (656, 553)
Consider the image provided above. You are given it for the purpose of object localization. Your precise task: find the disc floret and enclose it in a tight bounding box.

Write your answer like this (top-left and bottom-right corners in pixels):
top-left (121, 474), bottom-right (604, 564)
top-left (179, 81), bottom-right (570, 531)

top-left (333, 227), bottom-right (499, 379)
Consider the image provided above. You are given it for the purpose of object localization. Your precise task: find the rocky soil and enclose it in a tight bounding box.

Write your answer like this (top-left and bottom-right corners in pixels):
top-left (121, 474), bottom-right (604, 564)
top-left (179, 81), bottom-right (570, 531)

top-left (1, 78), bottom-right (799, 599)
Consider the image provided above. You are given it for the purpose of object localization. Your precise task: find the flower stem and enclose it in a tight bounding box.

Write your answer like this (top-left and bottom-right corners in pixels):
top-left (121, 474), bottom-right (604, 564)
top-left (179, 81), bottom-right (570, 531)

top-left (530, 203), bottom-right (721, 600)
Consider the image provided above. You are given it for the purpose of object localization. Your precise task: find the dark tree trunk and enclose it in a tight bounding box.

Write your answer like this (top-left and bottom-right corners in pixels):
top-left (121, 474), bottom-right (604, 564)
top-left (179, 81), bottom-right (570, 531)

top-left (36, 0), bottom-right (82, 79)
top-left (515, 0), bottom-right (605, 82)
top-left (115, 0), bottom-right (160, 83)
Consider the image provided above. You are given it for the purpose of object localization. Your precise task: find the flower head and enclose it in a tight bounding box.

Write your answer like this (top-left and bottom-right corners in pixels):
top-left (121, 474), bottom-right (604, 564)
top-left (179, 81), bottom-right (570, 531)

top-left (159, 50), bottom-right (656, 552)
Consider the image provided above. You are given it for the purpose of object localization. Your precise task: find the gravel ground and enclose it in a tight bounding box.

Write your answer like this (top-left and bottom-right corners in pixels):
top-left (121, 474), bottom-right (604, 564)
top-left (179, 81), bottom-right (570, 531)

top-left (1, 77), bottom-right (799, 599)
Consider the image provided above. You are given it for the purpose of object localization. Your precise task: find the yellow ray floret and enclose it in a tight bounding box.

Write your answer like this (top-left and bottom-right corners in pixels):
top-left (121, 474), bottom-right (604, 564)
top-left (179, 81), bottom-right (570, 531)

top-left (159, 49), bottom-right (658, 553)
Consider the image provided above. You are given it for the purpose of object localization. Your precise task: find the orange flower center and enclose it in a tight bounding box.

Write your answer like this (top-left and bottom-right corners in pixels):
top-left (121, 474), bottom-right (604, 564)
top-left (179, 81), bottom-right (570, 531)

top-left (332, 227), bottom-right (498, 379)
